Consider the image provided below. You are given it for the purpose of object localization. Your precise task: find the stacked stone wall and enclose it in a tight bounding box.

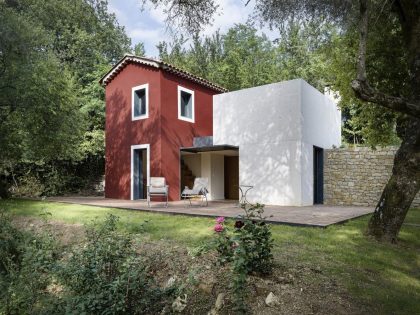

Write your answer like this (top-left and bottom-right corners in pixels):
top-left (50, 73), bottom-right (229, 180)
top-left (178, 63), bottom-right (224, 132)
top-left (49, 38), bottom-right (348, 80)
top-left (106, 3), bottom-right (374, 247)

top-left (324, 146), bottom-right (420, 207)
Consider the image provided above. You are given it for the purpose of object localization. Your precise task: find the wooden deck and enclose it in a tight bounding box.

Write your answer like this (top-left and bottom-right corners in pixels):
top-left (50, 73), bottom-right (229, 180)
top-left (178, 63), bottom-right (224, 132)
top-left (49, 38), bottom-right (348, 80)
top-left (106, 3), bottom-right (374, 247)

top-left (46, 196), bottom-right (373, 227)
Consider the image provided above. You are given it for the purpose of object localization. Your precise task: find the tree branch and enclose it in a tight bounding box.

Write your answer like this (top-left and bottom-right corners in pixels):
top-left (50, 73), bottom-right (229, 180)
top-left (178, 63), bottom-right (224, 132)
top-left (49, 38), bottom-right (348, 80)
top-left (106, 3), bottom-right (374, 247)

top-left (351, 80), bottom-right (420, 117)
top-left (351, 0), bottom-right (420, 118)
top-left (356, 0), bottom-right (368, 82)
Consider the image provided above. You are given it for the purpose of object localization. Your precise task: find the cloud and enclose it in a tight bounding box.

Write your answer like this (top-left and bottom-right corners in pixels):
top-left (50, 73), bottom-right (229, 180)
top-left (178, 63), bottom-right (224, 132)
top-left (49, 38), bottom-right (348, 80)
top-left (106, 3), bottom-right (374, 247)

top-left (128, 28), bottom-right (161, 41)
top-left (147, 3), bottom-right (168, 25)
top-left (202, 0), bottom-right (253, 34)
top-left (108, 0), bottom-right (279, 57)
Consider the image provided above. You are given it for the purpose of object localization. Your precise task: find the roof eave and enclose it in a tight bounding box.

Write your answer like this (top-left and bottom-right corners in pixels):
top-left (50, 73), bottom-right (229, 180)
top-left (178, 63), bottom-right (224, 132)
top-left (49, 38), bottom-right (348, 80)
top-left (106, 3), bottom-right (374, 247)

top-left (98, 54), bottom-right (228, 93)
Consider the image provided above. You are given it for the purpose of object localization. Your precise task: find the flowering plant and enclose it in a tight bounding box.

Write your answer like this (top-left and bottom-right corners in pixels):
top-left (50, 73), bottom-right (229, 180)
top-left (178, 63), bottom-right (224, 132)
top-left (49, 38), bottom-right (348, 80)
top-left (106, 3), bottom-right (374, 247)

top-left (212, 217), bottom-right (233, 264)
top-left (211, 203), bottom-right (274, 313)
top-left (215, 216), bottom-right (225, 224)
top-left (234, 220), bottom-right (244, 229)
top-left (214, 223), bottom-right (224, 233)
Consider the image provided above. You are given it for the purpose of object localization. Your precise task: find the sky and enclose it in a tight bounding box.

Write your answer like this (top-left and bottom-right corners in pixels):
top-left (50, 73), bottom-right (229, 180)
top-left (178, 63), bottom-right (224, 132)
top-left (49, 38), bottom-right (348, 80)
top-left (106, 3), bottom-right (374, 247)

top-left (107, 0), bottom-right (278, 58)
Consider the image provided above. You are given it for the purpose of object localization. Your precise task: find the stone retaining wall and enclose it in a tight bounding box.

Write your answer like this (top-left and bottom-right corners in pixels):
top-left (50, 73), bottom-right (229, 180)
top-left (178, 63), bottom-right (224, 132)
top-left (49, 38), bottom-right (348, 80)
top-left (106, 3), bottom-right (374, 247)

top-left (324, 146), bottom-right (420, 207)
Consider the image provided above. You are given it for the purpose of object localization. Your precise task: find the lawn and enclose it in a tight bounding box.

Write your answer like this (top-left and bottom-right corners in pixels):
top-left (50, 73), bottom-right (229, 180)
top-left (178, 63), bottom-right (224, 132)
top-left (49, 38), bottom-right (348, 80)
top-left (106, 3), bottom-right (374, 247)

top-left (1, 198), bottom-right (419, 314)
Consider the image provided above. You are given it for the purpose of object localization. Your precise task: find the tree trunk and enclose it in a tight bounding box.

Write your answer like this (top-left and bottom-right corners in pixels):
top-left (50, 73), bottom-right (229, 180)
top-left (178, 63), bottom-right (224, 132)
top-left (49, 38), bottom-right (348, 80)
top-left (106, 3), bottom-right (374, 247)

top-left (367, 117), bottom-right (420, 242)
top-left (351, 0), bottom-right (420, 242)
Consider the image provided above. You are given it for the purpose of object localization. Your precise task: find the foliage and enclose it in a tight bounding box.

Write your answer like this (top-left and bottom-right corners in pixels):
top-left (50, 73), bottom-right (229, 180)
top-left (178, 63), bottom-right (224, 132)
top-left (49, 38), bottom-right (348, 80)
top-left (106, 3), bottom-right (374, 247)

top-left (142, 0), bottom-right (219, 33)
top-left (212, 203), bottom-right (274, 313)
top-left (58, 214), bottom-right (173, 314)
top-left (327, 23), bottom-right (404, 147)
top-left (0, 5), bottom-right (85, 164)
top-left (9, 173), bottom-right (45, 198)
top-left (0, 211), bottom-right (25, 275)
top-left (0, 210), bottom-right (59, 315)
top-left (134, 42), bottom-right (147, 57)
top-left (0, 0), bottom-right (131, 197)
top-left (0, 212), bottom-right (175, 314)
top-left (158, 23), bottom-right (335, 92)
top-left (9, 158), bottom-right (105, 197)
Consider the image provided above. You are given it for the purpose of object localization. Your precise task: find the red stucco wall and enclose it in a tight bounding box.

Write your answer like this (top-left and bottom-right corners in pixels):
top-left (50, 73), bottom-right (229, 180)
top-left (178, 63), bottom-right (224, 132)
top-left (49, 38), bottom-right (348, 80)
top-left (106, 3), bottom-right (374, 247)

top-left (105, 63), bottom-right (162, 199)
top-left (105, 62), bottom-right (218, 201)
top-left (160, 72), bottom-right (216, 200)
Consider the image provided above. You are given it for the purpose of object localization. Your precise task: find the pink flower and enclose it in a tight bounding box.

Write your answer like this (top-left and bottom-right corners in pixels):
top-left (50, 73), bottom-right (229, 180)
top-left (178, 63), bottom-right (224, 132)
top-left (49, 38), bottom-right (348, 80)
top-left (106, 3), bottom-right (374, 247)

top-left (216, 217), bottom-right (225, 224)
top-left (214, 224), bottom-right (224, 233)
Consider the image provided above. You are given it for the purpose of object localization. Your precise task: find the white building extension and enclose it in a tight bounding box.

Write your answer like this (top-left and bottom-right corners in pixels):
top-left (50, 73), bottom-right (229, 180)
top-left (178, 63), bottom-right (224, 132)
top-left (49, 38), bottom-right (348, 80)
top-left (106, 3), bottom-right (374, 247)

top-left (213, 79), bottom-right (341, 206)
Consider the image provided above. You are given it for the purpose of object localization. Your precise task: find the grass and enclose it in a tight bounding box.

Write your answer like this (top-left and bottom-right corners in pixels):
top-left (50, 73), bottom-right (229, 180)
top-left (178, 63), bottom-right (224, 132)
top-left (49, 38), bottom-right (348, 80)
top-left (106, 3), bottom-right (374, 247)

top-left (0, 199), bottom-right (215, 244)
top-left (270, 213), bottom-right (420, 314)
top-left (1, 198), bottom-right (419, 314)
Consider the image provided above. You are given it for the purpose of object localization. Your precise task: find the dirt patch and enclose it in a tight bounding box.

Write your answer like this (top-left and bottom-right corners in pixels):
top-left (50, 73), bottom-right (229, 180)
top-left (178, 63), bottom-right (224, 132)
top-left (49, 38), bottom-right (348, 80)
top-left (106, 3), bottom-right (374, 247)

top-left (11, 216), bottom-right (367, 314)
top-left (12, 216), bottom-right (85, 246)
top-left (135, 241), bottom-right (367, 315)
top-left (140, 242), bottom-right (370, 315)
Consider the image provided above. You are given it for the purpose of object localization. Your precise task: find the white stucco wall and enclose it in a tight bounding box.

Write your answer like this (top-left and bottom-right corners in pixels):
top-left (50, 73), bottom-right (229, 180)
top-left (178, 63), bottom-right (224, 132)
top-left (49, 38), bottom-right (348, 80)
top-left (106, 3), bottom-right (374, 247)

top-left (210, 154), bottom-right (225, 200)
top-left (239, 140), bottom-right (303, 205)
top-left (300, 81), bottom-right (341, 148)
top-left (300, 142), bottom-right (314, 206)
top-left (300, 81), bottom-right (342, 205)
top-left (213, 79), bottom-right (341, 206)
top-left (200, 153), bottom-right (225, 200)
top-left (214, 80), bottom-right (302, 146)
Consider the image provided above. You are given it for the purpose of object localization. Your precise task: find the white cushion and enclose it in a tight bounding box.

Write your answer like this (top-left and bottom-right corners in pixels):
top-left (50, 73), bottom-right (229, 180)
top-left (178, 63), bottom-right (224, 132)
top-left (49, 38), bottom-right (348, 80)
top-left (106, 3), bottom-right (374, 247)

top-left (150, 177), bottom-right (165, 187)
top-left (182, 177), bottom-right (209, 196)
top-left (192, 177), bottom-right (209, 191)
top-left (149, 186), bottom-right (167, 194)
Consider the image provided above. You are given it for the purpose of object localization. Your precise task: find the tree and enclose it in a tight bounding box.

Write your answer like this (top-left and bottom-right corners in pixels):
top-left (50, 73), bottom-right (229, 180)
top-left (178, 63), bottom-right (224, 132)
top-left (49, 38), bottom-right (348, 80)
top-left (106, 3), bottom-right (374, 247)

top-left (158, 25), bottom-right (276, 90)
top-left (134, 42), bottom-right (146, 56)
top-left (158, 23), bottom-right (335, 91)
top-left (0, 0), bottom-right (131, 196)
top-left (349, 0), bottom-right (419, 242)
top-left (145, 0), bottom-right (420, 242)
top-left (0, 4), bottom-right (85, 196)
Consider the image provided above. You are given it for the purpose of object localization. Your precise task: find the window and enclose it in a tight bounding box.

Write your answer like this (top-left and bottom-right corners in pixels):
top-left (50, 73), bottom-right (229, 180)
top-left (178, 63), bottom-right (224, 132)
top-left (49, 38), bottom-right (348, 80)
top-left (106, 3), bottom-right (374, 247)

top-left (178, 86), bottom-right (195, 123)
top-left (132, 84), bottom-right (149, 120)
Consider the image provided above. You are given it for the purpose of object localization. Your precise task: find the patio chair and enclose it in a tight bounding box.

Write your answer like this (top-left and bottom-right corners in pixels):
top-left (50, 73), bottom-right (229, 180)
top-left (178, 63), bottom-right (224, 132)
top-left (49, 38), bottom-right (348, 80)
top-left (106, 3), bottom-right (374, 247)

top-left (181, 177), bottom-right (209, 207)
top-left (147, 177), bottom-right (169, 208)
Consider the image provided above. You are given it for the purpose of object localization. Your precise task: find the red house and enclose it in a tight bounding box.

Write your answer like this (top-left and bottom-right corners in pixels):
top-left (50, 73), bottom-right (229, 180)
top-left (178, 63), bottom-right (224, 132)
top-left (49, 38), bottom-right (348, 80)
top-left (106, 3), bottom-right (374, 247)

top-left (99, 55), bottom-right (227, 201)
top-left (100, 55), bottom-right (342, 206)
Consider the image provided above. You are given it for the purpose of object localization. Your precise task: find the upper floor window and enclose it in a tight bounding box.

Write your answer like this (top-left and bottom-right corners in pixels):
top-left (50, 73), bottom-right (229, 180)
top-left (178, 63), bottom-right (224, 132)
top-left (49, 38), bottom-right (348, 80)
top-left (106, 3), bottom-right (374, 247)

top-left (178, 86), bottom-right (195, 123)
top-left (132, 84), bottom-right (149, 120)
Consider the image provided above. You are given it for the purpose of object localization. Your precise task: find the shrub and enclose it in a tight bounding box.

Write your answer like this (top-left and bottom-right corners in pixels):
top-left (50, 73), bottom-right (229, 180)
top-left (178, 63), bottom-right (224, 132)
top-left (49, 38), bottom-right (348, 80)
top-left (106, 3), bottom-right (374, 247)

top-left (212, 203), bottom-right (274, 313)
top-left (58, 214), bottom-right (174, 314)
top-left (10, 173), bottom-right (45, 197)
top-left (0, 213), bottom-right (176, 314)
top-left (0, 211), bottom-right (59, 315)
top-left (0, 210), bottom-right (25, 274)
top-left (5, 157), bottom-right (105, 198)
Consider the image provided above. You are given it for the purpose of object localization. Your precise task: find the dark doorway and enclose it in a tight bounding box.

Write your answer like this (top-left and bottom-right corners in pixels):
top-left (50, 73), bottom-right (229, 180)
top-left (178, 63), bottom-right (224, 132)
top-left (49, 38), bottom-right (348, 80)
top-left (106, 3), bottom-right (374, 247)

top-left (313, 146), bottom-right (324, 204)
top-left (224, 156), bottom-right (239, 200)
top-left (133, 148), bottom-right (147, 199)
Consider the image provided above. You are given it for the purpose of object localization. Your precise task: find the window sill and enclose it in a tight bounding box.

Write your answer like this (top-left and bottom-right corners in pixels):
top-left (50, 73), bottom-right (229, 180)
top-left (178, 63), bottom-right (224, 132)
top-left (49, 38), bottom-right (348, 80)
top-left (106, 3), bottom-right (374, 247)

top-left (132, 115), bottom-right (149, 121)
top-left (178, 116), bottom-right (195, 123)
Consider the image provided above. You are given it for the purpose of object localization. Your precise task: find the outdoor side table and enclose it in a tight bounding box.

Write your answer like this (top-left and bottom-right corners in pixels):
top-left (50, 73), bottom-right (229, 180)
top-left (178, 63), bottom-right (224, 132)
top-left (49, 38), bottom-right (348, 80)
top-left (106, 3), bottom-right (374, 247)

top-left (238, 184), bottom-right (253, 206)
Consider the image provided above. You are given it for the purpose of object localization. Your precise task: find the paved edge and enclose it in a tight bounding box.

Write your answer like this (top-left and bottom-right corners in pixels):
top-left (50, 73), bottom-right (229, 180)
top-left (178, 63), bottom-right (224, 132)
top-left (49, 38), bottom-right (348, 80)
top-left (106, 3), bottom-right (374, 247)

top-left (37, 198), bottom-right (373, 229)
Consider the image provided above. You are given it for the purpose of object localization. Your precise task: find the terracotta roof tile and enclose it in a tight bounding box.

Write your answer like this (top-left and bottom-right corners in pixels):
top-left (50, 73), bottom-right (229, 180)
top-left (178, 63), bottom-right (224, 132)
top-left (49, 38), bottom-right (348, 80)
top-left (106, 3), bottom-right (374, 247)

top-left (99, 54), bottom-right (228, 93)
